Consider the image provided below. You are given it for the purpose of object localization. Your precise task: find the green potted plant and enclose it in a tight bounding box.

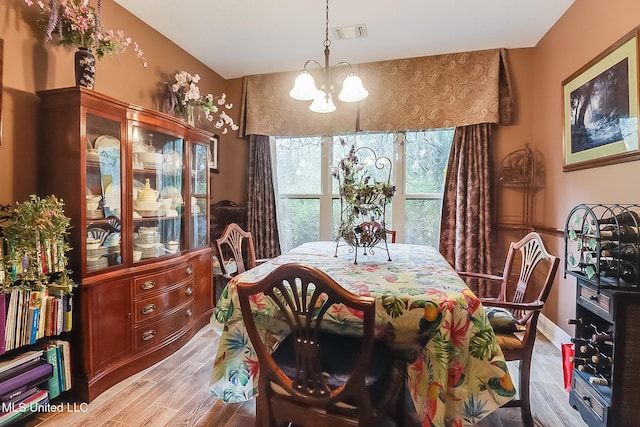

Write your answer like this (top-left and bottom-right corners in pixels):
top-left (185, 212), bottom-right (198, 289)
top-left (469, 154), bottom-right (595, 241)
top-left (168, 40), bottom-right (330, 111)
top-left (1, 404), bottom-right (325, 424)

top-left (0, 195), bottom-right (74, 291)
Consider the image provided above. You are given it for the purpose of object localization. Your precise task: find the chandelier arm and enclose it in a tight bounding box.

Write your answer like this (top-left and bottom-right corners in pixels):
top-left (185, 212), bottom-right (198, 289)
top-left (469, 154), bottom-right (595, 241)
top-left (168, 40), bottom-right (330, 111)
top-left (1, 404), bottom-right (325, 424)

top-left (328, 61), bottom-right (356, 83)
top-left (302, 59), bottom-right (323, 71)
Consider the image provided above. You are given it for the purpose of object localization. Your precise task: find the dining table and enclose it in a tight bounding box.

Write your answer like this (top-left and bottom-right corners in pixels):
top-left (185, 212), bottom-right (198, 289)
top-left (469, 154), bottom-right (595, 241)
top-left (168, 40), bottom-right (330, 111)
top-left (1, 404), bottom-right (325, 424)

top-left (209, 241), bottom-right (515, 426)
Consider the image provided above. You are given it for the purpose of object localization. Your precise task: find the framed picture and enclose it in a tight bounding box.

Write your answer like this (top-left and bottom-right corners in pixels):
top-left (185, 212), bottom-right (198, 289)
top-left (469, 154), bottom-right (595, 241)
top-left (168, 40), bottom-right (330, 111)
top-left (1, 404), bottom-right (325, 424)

top-left (562, 29), bottom-right (640, 171)
top-left (209, 135), bottom-right (219, 173)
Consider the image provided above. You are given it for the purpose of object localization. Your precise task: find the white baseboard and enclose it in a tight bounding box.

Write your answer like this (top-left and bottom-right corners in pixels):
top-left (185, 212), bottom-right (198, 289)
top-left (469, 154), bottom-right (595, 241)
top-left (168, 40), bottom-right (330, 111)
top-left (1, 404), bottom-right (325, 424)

top-left (537, 313), bottom-right (572, 350)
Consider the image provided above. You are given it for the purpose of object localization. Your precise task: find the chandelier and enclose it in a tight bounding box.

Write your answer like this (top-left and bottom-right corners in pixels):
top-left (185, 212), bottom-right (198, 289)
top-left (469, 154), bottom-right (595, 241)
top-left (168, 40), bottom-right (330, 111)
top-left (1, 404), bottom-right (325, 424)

top-left (289, 0), bottom-right (369, 113)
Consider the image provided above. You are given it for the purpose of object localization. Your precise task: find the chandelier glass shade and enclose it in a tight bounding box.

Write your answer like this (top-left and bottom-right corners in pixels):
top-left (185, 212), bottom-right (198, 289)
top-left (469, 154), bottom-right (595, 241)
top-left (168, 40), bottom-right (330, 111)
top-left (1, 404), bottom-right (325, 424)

top-left (289, 0), bottom-right (368, 113)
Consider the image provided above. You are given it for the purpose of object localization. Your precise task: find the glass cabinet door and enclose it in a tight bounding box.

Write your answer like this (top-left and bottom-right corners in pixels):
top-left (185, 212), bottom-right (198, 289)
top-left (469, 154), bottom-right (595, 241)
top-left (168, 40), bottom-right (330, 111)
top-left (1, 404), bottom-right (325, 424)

top-left (190, 142), bottom-right (209, 250)
top-left (131, 125), bottom-right (185, 263)
top-left (85, 113), bottom-right (123, 273)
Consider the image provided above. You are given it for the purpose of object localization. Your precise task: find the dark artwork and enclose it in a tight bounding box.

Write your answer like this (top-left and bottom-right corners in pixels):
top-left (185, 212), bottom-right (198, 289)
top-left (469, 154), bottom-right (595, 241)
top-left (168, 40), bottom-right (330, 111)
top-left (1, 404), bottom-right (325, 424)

top-left (570, 58), bottom-right (629, 154)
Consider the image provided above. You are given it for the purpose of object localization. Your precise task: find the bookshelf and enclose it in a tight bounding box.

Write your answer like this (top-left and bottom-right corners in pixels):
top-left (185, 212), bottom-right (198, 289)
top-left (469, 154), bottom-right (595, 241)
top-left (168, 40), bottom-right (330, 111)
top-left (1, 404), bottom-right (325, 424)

top-left (0, 197), bottom-right (74, 424)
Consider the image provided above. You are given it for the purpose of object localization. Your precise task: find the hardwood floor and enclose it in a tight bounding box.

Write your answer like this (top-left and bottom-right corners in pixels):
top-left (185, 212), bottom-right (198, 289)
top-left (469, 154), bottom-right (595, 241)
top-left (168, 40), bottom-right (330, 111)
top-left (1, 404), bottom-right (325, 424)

top-left (27, 325), bottom-right (587, 427)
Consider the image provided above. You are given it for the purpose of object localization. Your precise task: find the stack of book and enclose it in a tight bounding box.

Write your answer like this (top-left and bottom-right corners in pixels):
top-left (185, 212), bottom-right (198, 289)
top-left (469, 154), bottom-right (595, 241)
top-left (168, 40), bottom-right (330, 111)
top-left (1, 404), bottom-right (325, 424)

top-left (0, 350), bottom-right (53, 426)
top-left (2, 285), bottom-right (72, 353)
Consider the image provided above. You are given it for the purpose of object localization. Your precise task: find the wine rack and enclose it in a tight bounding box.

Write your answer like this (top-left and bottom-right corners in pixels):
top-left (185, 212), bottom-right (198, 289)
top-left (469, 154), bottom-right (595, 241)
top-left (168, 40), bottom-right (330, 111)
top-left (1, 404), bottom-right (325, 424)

top-left (564, 204), bottom-right (640, 427)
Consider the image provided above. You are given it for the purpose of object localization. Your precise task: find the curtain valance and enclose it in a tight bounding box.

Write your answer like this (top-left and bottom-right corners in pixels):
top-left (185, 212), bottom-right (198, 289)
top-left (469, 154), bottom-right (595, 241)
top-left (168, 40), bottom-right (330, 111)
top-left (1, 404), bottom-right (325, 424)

top-left (240, 48), bottom-right (513, 137)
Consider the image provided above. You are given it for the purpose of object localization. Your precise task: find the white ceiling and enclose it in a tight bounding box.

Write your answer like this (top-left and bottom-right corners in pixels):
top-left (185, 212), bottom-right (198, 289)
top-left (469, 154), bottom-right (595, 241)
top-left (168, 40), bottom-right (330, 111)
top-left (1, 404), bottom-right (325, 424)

top-left (114, 0), bottom-right (574, 80)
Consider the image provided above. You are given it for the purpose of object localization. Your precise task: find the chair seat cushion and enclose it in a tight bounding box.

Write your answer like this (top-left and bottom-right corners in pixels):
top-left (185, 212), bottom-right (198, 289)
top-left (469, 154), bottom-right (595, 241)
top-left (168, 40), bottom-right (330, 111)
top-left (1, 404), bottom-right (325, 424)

top-left (485, 306), bottom-right (519, 333)
top-left (272, 331), bottom-right (394, 402)
top-left (495, 332), bottom-right (524, 351)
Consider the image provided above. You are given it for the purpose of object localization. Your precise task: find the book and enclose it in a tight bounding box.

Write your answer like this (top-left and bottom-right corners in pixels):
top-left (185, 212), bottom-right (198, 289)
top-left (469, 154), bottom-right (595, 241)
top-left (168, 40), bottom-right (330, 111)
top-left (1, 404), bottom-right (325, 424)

top-left (56, 296), bottom-right (64, 336)
top-left (0, 361), bottom-right (52, 397)
top-left (4, 289), bottom-right (18, 352)
top-left (37, 287), bottom-right (49, 340)
top-left (14, 290), bottom-right (25, 350)
top-left (27, 291), bottom-right (42, 345)
top-left (40, 345), bottom-right (60, 399)
top-left (2, 385), bottom-right (38, 405)
top-left (53, 340), bottom-right (71, 391)
top-left (63, 294), bottom-right (72, 333)
top-left (0, 389), bottom-right (48, 425)
top-left (44, 341), bottom-right (66, 392)
top-left (0, 292), bottom-right (5, 355)
top-left (44, 296), bottom-right (54, 337)
top-left (0, 351), bottom-right (43, 375)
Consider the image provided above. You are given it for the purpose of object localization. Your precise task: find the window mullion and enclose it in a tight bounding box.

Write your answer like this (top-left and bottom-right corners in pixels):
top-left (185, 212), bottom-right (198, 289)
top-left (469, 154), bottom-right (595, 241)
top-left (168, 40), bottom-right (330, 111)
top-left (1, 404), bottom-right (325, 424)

top-left (319, 135), bottom-right (333, 240)
top-left (392, 132), bottom-right (406, 243)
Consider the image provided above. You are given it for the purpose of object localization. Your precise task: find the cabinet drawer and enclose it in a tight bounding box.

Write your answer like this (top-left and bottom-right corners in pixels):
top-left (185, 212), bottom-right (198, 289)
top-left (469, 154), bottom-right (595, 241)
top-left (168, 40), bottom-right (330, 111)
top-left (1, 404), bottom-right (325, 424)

top-left (134, 301), bottom-right (194, 351)
top-left (570, 372), bottom-right (608, 424)
top-left (577, 282), bottom-right (612, 321)
top-left (134, 281), bottom-right (194, 324)
top-left (134, 262), bottom-right (194, 296)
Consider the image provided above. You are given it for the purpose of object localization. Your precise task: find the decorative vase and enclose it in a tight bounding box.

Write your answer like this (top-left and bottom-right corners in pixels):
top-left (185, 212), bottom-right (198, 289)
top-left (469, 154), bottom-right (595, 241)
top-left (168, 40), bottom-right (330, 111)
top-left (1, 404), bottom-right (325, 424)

top-left (185, 104), bottom-right (195, 126)
top-left (75, 47), bottom-right (96, 89)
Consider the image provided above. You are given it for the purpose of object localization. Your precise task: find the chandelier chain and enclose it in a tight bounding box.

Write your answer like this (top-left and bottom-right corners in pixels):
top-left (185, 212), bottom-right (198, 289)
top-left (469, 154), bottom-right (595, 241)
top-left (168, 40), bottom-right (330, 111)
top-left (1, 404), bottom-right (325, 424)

top-left (323, 0), bottom-right (331, 48)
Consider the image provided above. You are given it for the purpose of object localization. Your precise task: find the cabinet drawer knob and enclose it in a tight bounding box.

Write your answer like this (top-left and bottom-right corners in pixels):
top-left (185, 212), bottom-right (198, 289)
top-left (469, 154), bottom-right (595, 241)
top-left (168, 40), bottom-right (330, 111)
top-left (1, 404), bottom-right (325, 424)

top-left (590, 295), bottom-right (599, 301)
top-left (141, 329), bottom-right (156, 341)
top-left (185, 287), bottom-right (193, 296)
top-left (141, 304), bottom-right (156, 315)
top-left (141, 281), bottom-right (155, 290)
top-left (185, 308), bottom-right (193, 317)
top-left (185, 267), bottom-right (193, 276)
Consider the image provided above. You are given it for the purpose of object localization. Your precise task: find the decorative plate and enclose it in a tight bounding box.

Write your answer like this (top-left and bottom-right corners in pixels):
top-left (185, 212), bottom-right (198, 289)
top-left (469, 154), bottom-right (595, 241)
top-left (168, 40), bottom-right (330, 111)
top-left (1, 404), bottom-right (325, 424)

top-left (95, 135), bottom-right (120, 150)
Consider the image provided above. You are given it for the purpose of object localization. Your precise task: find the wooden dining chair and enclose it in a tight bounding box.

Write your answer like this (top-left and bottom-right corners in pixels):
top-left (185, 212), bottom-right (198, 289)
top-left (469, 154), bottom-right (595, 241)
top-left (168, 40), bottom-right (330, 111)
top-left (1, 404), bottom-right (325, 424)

top-left (237, 263), bottom-right (402, 427)
top-left (385, 228), bottom-right (397, 243)
top-left (214, 223), bottom-right (268, 279)
top-left (457, 232), bottom-right (559, 427)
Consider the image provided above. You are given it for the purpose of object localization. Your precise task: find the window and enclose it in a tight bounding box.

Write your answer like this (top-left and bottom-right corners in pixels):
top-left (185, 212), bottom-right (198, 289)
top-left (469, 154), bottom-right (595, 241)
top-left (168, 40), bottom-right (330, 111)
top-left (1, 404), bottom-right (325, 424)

top-left (273, 129), bottom-right (454, 252)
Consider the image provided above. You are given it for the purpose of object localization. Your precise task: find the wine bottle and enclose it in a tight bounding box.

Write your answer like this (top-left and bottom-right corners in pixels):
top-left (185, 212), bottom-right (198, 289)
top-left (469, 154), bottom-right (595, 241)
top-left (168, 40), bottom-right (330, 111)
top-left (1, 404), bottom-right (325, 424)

top-left (598, 209), bottom-right (640, 226)
top-left (601, 243), bottom-right (640, 262)
top-left (578, 343), bottom-right (597, 356)
top-left (592, 332), bottom-right (614, 344)
top-left (591, 354), bottom-right (612, 365)
top-left (599, 224), bottom-right (640, 242)
top-left (577, 363), bottom-right (598, 375)
top-left (570, 356), bottom-right (590, 364)
top-left (589, 376), bottom-right (610, 386)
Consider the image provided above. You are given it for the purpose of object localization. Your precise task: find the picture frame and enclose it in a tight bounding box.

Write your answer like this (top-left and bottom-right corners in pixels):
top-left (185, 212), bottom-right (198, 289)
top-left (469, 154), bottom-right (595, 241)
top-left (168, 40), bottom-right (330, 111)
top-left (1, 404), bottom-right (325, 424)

top-left (562, 29), bottom-right (640, 171)
top-left (209, 135), bottom-right (219, 173)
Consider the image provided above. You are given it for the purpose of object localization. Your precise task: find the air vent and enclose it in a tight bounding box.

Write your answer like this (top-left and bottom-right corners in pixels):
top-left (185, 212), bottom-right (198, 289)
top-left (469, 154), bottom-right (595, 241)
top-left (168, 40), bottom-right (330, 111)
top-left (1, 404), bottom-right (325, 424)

top-left (332, 24), bottom-right (368, 40)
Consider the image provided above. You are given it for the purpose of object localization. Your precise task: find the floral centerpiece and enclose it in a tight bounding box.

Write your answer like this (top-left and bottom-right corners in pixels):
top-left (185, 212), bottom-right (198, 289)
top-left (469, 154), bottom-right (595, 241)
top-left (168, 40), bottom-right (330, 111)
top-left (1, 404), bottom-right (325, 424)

top-left (25, 0), bottom-right (146, 63)
top-left (333, 142), bottom-right (396, 248)
top-left (166, 71), bottom-right (239, 134)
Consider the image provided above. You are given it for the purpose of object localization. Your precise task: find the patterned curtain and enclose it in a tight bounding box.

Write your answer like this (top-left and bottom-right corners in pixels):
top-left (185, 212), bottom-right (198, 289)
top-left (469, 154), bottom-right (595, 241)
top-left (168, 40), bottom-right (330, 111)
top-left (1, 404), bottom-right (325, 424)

top-left (247, 134), bottom-right (281, 259)
top-left (439, 123), bottom-right (493, 297)
top-left (241, 49), bottom-right (513, 137)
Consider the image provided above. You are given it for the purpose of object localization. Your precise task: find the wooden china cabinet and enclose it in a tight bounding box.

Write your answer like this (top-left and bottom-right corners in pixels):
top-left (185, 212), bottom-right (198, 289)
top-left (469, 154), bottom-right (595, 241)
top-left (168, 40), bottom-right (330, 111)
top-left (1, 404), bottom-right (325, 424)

top-left (36, 87), bottom-right (215, 402)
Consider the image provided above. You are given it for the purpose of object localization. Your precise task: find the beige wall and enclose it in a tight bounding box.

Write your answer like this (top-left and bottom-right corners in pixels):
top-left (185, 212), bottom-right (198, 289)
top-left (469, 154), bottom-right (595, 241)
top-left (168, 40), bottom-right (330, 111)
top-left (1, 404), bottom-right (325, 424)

top-left (526, 0), bottom-right (640, 334)
top-left (3, 0), bottom-right (640, 334)
top-left (0, 0), bottom-right (247, 205)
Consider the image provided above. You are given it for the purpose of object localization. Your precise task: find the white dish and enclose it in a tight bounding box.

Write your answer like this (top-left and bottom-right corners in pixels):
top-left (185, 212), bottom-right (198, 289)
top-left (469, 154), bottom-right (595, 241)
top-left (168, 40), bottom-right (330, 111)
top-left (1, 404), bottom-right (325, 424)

top-left (134, 200), bottom-right (161, 211)
top-left (136, 209), bottom-right (166, 218)
top-left (86, 150), bottom-right (99, 162)
top-left (95, 135), bottom-right (120, 150)
top-left (136, 152), bottom-right (164, 164)
top-left (104, 183), bottom-right (121, 209)
top-left (133, 142), bottom-right (153, 153)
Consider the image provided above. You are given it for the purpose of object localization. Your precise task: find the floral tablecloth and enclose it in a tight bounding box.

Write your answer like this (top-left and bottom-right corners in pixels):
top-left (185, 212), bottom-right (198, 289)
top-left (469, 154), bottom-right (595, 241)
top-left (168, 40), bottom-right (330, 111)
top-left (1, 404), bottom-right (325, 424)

top-left (210, 241), bottom-right (515, 426)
